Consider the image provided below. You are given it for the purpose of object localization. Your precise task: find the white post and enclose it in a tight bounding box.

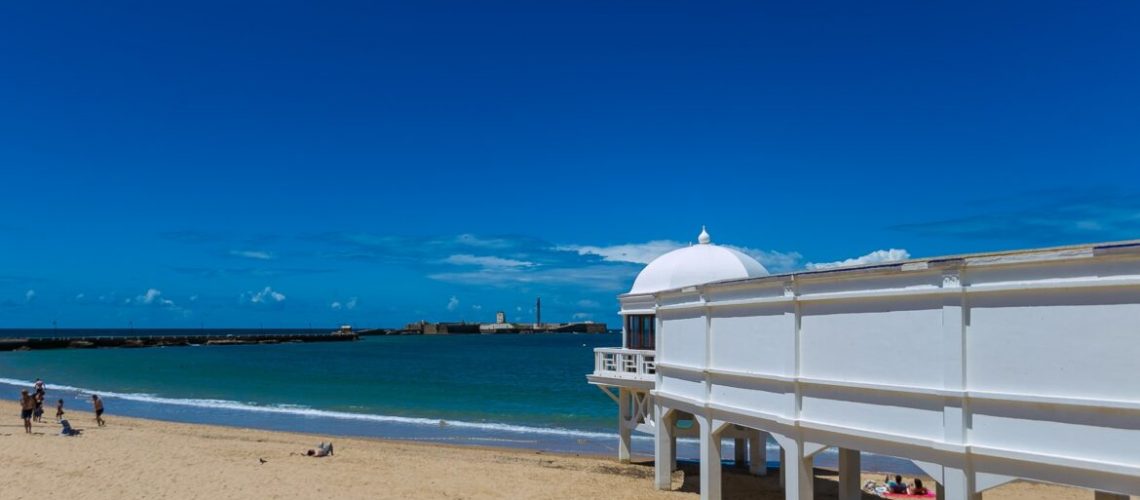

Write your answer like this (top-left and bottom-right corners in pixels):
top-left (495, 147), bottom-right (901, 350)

top-left (618, 388), bottom-right (631, 463)
top-left (779, 447), bottom-right (786, 487)
top-left (734, 437), bottom-right (747, 468)
top-left (699, 417), bottom-right (722, 500)
top-left (838, 448), bottom-right (860, 500)
top-left (1095, 492), bottom-right (1129, 500)
top-left (941, 466), bottom-right (979, 500)
top-left (781, 439), bottom-right (813, 500)
top-left (670, 432), bottom-right (678, 471)
top-left (749, 431), bottom-right (767, 476)
top-left (654, 406), bottom-right (673, 490)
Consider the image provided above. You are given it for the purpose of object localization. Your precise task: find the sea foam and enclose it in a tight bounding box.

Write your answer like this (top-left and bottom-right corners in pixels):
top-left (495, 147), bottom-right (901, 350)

top-left (0, 376), bottom-right (622, 441)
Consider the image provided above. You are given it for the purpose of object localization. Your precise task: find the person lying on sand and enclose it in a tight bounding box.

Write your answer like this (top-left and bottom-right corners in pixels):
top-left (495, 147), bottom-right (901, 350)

top-left (305, 442), bottom-right (334, 457)
top-left (885, 474), bottom-right (908, 494)
top-left (60, 419), bottom-right (82, 436)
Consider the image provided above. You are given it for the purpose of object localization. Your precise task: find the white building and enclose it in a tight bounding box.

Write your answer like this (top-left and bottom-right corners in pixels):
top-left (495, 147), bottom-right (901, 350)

top-left (588, 228), bottom-right (1140, 500)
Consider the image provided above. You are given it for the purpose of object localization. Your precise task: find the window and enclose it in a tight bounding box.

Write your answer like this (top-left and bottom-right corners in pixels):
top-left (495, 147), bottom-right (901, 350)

top-left (625, 314), bottom-right (656, 350)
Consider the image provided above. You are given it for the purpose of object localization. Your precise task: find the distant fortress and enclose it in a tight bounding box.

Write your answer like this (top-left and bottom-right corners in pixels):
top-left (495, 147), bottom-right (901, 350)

top-left (398, 297), bottom-right (608, 335)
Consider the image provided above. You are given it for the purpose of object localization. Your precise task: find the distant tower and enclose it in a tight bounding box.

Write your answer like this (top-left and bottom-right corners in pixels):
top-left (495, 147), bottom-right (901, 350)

top-left (496, 311), bottom-right (506, 324)
top-left (536, 297), bottom-right (542, 327)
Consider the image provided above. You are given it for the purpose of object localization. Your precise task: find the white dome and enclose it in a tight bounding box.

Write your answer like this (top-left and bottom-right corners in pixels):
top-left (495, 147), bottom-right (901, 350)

top-left (629, 227), bottom-right (769, 295)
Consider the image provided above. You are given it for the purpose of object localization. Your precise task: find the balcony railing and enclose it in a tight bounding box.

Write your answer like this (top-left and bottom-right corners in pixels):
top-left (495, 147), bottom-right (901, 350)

top-left (593, 347), bottom-right (656, 380)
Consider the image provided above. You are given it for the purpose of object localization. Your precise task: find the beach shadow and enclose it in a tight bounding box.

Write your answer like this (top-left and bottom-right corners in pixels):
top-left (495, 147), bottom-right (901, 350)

top-left (661, 462), bottom-right (884, 500)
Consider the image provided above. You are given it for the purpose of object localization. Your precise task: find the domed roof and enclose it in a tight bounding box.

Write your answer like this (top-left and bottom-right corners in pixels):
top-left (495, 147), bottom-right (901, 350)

top-left (629, 227), bottom-right (769, 295)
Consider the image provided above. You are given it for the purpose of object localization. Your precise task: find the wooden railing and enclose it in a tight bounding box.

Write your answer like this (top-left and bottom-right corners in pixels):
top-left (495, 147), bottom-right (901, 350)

top-left (594, 347), bottom-right (656, 380)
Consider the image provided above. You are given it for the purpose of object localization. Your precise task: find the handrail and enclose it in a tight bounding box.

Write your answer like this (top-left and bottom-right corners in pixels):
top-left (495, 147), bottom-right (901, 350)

top-left (593, 347), bottom-right (656, 380)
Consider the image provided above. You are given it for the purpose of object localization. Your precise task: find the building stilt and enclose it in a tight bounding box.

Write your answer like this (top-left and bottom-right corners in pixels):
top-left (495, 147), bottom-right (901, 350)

top-left (838, 448), bottom-right (861, 500)
top-left (749, 431), bottom-right (767, 476)
top-left (734, 438), bottom-right (747, 468)
top-left (779, 447), bottom-right (786, 487)
top-left (698, 416), bottom-right (723, 500)
top-left (654, 406), bottom-right (674, 490)
top-left (781, 439), bottom-right (813, 500)
top-left (617, 388), bottom-right (631, 463)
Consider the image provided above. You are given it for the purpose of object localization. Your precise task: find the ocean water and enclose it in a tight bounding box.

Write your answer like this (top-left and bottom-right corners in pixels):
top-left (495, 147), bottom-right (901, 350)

top-left (0, 330), bottom-right (919, 473)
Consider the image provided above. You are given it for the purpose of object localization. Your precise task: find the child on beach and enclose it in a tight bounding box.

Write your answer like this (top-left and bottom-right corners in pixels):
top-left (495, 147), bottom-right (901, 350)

top-left (33, 392), bottom-right (45, 422)
top-left (56, 399), bottom-right (65, 421)
top-left (92, 395), bottom-right (105, 427)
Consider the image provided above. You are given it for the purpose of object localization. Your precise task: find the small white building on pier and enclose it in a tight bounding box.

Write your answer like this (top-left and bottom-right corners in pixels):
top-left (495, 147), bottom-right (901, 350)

top-left (588, 228), bottom-right (1140, 500)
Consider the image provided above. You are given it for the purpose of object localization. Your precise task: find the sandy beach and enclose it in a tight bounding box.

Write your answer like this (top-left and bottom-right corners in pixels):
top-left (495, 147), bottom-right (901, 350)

top-left (0, 400), bottom-right (1118, 500)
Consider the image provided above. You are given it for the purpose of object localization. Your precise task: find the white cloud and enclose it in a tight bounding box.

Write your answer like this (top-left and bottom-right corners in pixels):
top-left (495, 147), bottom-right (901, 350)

top-left (727, 246), bottom-right (803, 273)
top-left (332, 297), bottom-right (358, 311)
top-left (805, 249), bottom-right (911, 270)
top-left (577, 299), bottom-right (600, 309)
top-left (127, 288), bottom-right (177, 308)
top-left (455, 234), bottom-right (514, 249)
top-left (189, 295), bottom-right (198, 302)
top-left (472, 304), bottom-right (483, 311)
top-left (246, 286), bottom-right (286, 303)
top-left (446, 296), bottom-right (459, 311)
top-left (75, 293), bottom-right (85, 301)
top-left (572, 312), bottom-right (593, 320)
top-left (441, 254), bottom-right (535, 269)
top-left (556, 240), bottom-right (683, 265)
top-left (230, 250), bottom-right (275, 260)
top-left (557, 240), bottom-right (803, 273)
top-left (429, 264), bottom-right (635, 291)
top-left (25, 289), bottom-right (35, 302)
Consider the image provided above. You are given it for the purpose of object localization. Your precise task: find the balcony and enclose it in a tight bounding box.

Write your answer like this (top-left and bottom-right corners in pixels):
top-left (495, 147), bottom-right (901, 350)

top-left (589, 347), bottom-right (656, 388)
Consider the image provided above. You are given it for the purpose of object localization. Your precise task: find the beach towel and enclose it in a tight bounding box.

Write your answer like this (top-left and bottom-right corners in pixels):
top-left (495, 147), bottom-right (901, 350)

top-left (882, 492), bottom-right (935, 498)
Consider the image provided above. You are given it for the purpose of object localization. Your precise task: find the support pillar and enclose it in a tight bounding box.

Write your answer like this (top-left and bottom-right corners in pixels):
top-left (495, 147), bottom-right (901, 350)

top-left (1095, 492), bottom-right (1128, 500)
top-left (779, 447), bottom-right (786, 487)
top-left (936, 483), bottom-right (945, 500)
top-left (734, 438), bottom-right (748, 468)
top-left (749, 431), bottom-right (768, 476)
top-left (670, 433), bottom-right (677, 472)
top-left (615, 387), bottom-right (633, 466)
top-left (699, 416), bottom-right (723, 500)
top-left (618, 388), bottom-right (631, 463)
top-left (654, 406), bottom-right (674, 490)
top-left (780, 439), bottom-right (814, 500)
top-left (838, 448), bottom-right (860, 500)
top-left (940, 467), bottom-right (980, 500)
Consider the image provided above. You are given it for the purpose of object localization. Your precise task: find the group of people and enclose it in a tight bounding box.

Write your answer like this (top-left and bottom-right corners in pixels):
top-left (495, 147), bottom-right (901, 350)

top-left (17, 378), bottom-right (105, 434)
top-left (882, 474), bottom-right (929, 496)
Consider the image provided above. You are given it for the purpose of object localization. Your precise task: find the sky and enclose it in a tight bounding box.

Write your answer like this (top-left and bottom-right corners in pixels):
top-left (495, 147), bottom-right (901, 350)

top-left (2, 1), bottom-right (1139, 328)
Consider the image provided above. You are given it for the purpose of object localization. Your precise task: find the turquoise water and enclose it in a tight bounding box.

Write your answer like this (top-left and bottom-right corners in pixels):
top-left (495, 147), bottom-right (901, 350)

top-left (0, 333), bottom-right (615, 433)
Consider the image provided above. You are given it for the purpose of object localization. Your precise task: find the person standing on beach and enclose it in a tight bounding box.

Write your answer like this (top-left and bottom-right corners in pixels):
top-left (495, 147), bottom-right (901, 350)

top-left (33, 392), bottom-right (45, 423)
top-left (55, 399), bottom-right (65, 421)
top-left (34, 378), bottom-right (45, 396)
top-left (91, 395), bottom-right (105, 427)
top-left (19, 390), bottom-right (36, 433)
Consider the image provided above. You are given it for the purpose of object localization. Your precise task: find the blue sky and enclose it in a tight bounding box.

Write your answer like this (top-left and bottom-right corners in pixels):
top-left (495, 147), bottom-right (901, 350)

top-left (2, 1), bottom-right (1138, 328)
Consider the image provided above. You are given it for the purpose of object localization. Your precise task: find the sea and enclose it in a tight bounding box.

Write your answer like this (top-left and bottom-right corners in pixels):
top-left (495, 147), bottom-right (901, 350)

top-left (0, 329), bottom-right (919, 473)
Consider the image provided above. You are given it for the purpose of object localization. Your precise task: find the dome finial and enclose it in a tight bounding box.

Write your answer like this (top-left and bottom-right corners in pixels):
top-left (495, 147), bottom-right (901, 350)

top-left (698, 225), bottom-right (711, 245)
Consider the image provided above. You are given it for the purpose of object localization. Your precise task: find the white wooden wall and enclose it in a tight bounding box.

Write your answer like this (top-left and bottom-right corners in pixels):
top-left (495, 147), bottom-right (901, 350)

top-left (643, 244), bottom-right (1140, 495)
